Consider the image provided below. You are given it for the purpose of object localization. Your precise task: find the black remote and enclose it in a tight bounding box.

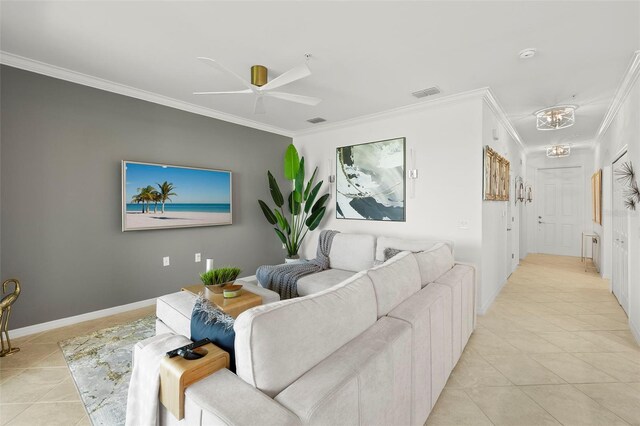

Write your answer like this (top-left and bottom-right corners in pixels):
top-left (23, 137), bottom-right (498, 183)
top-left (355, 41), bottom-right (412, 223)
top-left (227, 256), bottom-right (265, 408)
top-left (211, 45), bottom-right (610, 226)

top-left (166, 338), bottom-right (211, 358)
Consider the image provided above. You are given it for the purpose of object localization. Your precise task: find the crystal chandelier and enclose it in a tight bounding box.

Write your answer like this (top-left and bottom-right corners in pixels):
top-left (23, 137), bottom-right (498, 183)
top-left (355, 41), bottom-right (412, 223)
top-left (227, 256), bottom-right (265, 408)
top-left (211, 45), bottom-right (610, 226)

top-left (535, 105), bottom-right (577, 130)
top-left (546, 145), bottom-right (571, 158)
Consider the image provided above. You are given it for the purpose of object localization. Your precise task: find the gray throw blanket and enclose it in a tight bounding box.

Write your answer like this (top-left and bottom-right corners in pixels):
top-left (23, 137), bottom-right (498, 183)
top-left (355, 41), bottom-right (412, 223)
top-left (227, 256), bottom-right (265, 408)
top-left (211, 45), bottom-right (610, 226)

top-left (256, 230), bottom-right (339, 299)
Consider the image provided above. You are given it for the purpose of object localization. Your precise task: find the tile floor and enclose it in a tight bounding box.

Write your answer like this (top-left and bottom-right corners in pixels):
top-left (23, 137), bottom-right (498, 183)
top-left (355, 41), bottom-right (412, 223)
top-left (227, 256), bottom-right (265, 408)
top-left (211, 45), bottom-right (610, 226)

top-left (426, 254), bottom-right (640, 426)
top-left (0, 305), bottom-right (154, 425)
top-left (1, 254), bottom-right (638, 425)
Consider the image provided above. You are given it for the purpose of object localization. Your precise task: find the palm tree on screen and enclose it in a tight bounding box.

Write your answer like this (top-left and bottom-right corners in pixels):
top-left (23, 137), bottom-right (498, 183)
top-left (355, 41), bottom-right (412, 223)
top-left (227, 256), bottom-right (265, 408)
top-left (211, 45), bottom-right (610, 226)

top-left (157, 181), bottom-right (177, 214)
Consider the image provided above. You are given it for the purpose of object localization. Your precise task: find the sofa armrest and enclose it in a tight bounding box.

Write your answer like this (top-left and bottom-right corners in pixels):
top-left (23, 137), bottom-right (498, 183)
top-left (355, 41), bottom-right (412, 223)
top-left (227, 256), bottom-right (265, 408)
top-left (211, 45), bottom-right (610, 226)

top-left (184, 369), bottom-right (301, 426)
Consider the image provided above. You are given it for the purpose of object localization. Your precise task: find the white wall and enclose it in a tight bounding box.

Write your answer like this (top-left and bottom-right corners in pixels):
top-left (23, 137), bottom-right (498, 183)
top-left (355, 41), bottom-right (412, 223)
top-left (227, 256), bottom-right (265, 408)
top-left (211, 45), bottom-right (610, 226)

top-left (294, 93), bottom-right (520, 315)
top-left (593, 66), bottom-right (640, 341)
top-left (480, 102), bottom-right (525, 312)
top-left (525, 148), bottom-right (595, 257)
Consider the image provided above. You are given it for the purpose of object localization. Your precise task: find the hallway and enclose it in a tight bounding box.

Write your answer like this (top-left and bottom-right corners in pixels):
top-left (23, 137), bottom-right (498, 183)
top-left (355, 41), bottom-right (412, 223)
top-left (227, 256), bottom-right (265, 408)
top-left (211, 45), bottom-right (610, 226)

top-left (427, 254), bottom-right (640, 425)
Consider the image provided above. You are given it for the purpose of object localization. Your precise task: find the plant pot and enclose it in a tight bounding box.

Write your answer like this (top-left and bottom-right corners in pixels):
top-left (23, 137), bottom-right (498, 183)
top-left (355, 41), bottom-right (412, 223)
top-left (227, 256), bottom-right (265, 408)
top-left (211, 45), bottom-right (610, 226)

top-left (284, 255), bottom-right (300, 264)
top-left (204, 284), bottom-right (226, 298)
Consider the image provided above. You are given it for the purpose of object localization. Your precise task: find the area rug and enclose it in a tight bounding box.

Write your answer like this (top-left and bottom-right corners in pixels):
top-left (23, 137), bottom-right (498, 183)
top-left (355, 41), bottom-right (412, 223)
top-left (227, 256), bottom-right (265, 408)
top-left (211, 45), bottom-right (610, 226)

top-left (59, 316), bottom-right (155, 426)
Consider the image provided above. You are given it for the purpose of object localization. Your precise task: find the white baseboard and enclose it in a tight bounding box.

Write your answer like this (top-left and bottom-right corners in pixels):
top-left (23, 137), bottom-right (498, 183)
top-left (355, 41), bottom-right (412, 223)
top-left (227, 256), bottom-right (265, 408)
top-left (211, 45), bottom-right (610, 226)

top-left (630, 318), bottom-right (640, 345)
top-left (10, 298), bottom-right (157, 339)
top-left (477, 278), bottom-right (508, 315)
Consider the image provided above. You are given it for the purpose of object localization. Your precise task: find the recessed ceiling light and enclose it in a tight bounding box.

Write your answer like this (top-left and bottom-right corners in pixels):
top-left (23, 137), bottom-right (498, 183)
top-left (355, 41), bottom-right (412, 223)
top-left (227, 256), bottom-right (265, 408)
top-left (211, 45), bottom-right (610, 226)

top-left (518, 48), bottom-right (537, 59)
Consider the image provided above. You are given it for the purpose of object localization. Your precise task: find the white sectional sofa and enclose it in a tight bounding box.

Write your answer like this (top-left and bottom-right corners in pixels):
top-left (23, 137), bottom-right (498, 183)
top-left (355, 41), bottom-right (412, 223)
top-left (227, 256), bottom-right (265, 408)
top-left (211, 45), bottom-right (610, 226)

top-left (138, 234), bottom-right (476, 426)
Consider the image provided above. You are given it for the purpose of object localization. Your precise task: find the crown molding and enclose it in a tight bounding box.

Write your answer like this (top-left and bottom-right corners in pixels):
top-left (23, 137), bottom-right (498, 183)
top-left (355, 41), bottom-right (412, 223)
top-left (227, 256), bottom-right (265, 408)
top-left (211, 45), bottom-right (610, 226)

top-left (292, 87), bottom-right (493, 138)
top-left (0, 51), bottom-right (294, 137)
top-left (481, 88), bottom-right (527, 152)
top-left (596, 50), bottom-right (640, 141)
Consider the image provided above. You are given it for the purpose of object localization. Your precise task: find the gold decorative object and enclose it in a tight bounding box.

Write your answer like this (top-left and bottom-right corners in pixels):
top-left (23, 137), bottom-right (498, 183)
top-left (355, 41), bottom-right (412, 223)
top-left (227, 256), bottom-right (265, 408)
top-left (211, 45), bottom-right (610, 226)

top-left (251, 65), bottom-right (268, 87)
top-left (0, 279), bottom-right (21, 357)
top-left (591, 169), bottom-right (602, 224)
top-left (484, 146), bottom-right (510, 201)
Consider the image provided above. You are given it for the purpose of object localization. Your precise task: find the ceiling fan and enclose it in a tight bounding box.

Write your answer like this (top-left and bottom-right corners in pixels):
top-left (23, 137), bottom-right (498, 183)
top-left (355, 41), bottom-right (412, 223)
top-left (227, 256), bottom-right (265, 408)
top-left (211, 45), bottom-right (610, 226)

top-left (193, 56), bottom-right (322, 114)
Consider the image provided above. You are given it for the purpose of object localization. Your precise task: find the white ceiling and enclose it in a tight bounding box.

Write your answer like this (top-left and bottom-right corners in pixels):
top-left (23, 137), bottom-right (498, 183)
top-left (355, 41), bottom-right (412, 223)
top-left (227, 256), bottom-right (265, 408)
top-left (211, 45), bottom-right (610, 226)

top-left (1, 1), bottom-right (639, 149)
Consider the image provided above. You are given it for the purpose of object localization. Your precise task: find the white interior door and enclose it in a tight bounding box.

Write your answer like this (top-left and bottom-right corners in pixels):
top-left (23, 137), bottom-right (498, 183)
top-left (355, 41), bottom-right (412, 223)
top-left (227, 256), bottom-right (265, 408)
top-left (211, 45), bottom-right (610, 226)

top-left (536, 167), bottom-right (582, 256)
top-left (612, 153), bottom-right (629, 314)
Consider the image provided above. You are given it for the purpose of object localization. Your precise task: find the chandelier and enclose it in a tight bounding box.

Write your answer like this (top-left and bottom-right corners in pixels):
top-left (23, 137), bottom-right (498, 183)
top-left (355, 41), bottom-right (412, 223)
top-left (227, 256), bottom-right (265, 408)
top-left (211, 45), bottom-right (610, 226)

top-left (535, 105), bottom-right (577, 130)
top-left (546, 145), bottom-right (571, 158)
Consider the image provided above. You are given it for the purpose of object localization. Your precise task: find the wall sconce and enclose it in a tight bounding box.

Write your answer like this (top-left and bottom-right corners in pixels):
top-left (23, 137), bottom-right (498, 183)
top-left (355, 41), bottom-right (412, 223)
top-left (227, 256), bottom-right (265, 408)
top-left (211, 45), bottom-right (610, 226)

top-left (525, 184), bottom-right (533, 204)
top-left (515, 176), bottom-right (525, 204)
top-left (327, 158), bottom-right (336, 184)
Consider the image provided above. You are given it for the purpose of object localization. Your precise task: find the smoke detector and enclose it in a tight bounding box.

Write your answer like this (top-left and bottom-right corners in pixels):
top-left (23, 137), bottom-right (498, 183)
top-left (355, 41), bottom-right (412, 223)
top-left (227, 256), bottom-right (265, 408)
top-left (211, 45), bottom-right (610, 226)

top-left (519, 48), bottom-right (537, 59)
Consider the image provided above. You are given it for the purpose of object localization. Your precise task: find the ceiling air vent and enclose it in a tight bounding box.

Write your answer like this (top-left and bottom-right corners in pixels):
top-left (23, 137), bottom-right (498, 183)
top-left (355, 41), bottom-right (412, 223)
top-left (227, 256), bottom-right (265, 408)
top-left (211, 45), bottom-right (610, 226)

top-left (307, 117), bottom-right (327, 124)
top-left (412, 86), bottom-right (441, 99)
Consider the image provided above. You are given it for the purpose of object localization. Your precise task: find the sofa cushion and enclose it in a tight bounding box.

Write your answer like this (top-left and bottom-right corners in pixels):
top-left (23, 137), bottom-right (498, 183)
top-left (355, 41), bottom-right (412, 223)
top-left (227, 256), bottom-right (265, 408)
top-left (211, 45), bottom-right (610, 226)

top-left (234, 271), bottom-right (377, 398)
top-left (296, 268), bottom-right (356, 296)
top-left (156, 291), bottom-right (197, 338)
top-left (366, 251), bottom-right (421, 318)
top-left (375, 237), bottom-right (453, 263)
top-left (275, 317), bottom-right (412, 426)
top-left (329, 233), bottom-right (376, 272)
top-left (415, 243), bottom-right (455, 287)
top-left (387, 283), bottom-right (453, 418)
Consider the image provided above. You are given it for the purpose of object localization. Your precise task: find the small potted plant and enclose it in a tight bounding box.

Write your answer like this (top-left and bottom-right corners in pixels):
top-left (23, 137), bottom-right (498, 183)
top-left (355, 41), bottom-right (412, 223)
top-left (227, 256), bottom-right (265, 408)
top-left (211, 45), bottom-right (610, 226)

top-left (200, 266), bottom-right (241, 297)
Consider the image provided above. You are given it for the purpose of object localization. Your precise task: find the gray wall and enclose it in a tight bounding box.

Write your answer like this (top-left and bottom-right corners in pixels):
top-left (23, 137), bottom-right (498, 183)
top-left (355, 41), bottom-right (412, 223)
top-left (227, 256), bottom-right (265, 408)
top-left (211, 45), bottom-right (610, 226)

top-left (1, 66), bottom-right (291, 328)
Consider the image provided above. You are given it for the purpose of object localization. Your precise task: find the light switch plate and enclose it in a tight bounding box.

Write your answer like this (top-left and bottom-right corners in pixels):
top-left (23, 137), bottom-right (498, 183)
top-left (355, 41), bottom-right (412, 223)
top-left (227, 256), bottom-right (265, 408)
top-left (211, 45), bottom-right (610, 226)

top-left (195, 253), bottom-right (201, 262)
top-left (163, 256), bottom-right (170, 266)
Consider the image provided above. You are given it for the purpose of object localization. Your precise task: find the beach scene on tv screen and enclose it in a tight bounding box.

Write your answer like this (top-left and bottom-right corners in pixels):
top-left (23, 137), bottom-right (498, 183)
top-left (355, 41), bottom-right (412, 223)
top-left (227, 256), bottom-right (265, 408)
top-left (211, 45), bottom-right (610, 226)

top-left (124, 162), bottom-right (231, 230)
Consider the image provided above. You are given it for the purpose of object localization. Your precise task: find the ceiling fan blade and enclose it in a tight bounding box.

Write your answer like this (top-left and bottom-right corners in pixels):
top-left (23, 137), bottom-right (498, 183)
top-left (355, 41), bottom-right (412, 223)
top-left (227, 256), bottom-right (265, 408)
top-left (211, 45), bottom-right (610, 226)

top-left (193, 89), bottom-right (253, 95)
top-left (197, 57), bottom-right (256, 93)
top-left (260, 63), bottom-right (311, 91)
top-left (254, 96), bottom-right (266, 115)
top-left (265, 91), bottom-right (322, 106)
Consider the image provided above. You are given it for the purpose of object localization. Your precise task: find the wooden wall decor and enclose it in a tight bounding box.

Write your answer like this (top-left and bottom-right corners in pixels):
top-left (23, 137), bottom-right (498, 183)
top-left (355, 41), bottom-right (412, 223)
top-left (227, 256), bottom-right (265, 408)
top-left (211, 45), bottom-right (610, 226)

top-left (484, 146), bottom-right (510, 201)
top-left (591, 169), bottom-right (602, 224)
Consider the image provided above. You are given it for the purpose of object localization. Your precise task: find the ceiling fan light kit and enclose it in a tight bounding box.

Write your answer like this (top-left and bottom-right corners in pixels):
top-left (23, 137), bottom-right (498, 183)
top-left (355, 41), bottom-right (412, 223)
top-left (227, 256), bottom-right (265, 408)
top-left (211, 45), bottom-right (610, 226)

top-left (194, 55), bottom-right (322, 115)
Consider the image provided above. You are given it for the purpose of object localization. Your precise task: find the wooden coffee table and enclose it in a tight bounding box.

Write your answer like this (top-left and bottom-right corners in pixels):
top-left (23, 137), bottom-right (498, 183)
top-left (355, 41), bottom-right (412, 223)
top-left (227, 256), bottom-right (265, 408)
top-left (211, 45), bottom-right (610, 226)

top-left (181, 284), bottom-right (262, 318)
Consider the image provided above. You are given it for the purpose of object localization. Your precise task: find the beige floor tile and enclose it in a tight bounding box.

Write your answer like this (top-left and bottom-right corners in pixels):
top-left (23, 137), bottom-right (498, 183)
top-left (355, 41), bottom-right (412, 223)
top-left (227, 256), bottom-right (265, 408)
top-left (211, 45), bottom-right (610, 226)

top-left (6, 401), bottom-right (86, 426)
top-left (490, 331), bottom-right (563, 354)
top-left (541, 302), bottom-right (592, 315)
top-left (534, 331), bottom-right (604, 353)
top-left (575, 383), bottom-right (640, 424)
top-left (616, 351), bottom-right (640, 365)
top-left (0, 369), bottom-right (24, 385)
top-left (574, 302), bottom-right (627, 314)
top-left (543, 315), bottom-right (600, 332)
top-left (628, 383), bottom-right (640, 392)
top-left (74, 415), bottom-right (91, 426)
top-left (0, 404), bottom-right (30, 426)
top-left (510, 317), bottom-right (565, 333)
top-left (573, 314), bottom-right (629, 331)
top-left (521, 384), bottom-right (627, 425)
top-left (0, 368), bottom-right (70, 403)
top-left (575, 331), bottom-right (639, 352)
top-left (573, 352), bottom-right (640, 382)
top-left (425, 389), bottom-right (493, 426)
top-left (446, 349), bottom-right (512, 389)
top-left (0, 344), bottom-right (59, 370)
top-left (482, 354), bottom-right (565, 385)
top-left (466, 328), bottom-right (521, 355)
top-left (530, 353), bottom-right (617, 383)
top-left (31, 350), bottom-right (68, 368)
top-left (37, 378), bottom-right (81, 402)
top-left (465, 386), bottom-right (560, 425)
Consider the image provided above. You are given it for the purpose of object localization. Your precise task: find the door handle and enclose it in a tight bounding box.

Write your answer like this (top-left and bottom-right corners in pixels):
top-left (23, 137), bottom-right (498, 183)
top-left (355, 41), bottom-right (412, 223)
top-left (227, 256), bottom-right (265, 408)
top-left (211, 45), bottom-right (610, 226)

top-left (538, 221), bottom-right (545, 224)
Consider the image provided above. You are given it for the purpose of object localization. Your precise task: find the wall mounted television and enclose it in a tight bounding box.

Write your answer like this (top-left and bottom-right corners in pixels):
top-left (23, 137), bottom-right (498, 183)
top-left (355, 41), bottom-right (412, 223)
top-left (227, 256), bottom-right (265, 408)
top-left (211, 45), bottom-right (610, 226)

top-left (121, 161), bottom-right (232, 231)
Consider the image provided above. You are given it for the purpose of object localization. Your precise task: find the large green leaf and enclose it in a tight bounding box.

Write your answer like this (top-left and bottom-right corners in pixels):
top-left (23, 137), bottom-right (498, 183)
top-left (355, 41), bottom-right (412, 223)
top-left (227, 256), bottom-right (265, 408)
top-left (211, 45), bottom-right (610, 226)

top-left (274, 209), bottom-right (290, 234)
top-left (267, 171), bottom-right (284, 207)
top-left (288, 191), bottom-right (301, 215)
top-left (274, 228), bottom-right (288, 245)
top-left (306, 206), bottom-right (326, 230)
top-left (312, 193), bottom-right (330, 213)
top-left (258, 200), bottom-right (277, 225)
top-left (304, 181), bottom-right (323, 213)
top-left (295, 157), bottom-right (305, 196)
top-left (283, 144), bottom-right (300, 180)
top-left (304, 167), bottom-right (318, 200)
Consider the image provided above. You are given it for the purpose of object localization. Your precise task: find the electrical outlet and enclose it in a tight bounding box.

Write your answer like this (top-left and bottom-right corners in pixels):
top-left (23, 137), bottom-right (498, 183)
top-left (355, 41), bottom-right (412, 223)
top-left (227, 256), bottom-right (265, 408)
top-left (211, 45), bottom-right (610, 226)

top-left (458, 220), bottom-right (469, 230)
top-left (195, 253), bottom-right (201, 262)
top-left (163, 256), bottom-right (170, 266)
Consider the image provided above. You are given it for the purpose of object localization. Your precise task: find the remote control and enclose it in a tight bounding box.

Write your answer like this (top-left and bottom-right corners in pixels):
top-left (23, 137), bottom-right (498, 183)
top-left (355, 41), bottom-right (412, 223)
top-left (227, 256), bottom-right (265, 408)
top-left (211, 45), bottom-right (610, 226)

top-left (166, 338), bottom-right (211, 358)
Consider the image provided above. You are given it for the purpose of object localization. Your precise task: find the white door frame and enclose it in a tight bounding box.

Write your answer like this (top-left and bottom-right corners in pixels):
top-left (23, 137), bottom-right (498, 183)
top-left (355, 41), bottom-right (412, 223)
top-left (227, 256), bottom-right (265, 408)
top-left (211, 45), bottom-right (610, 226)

top-left (611, 149), bottom-right (630, 314)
